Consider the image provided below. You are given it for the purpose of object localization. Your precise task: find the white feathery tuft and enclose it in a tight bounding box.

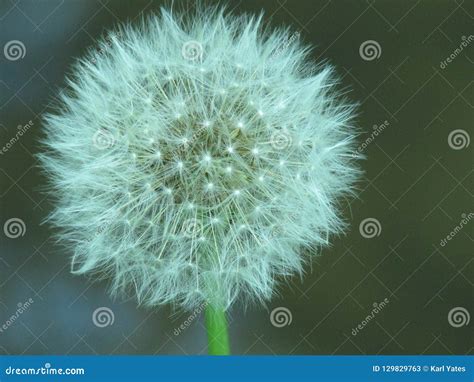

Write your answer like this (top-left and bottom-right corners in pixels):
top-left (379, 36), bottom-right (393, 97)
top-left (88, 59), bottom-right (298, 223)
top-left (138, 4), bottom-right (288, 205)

top-left (39, 6), bottom-right (362, 311)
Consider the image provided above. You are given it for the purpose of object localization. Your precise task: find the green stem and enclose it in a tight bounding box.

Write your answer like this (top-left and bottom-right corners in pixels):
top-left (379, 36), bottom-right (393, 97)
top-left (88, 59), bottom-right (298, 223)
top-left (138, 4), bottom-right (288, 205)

top-left (205, 303), bottom-right (230, 355)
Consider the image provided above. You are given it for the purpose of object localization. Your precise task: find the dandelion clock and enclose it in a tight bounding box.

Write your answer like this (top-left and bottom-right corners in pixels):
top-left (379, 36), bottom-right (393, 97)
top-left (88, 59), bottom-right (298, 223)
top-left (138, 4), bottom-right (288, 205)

top-left (40, 6), bottom-right (361, 354)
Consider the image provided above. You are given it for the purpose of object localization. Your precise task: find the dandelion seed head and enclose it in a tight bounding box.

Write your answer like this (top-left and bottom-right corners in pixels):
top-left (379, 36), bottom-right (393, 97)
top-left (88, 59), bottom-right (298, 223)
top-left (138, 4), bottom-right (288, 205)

top-left (40, 6), bottom-right (361, 311)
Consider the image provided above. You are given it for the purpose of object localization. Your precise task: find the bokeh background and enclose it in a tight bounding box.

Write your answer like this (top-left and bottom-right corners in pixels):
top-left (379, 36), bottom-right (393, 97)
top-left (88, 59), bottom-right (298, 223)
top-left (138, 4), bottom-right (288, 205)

top-left (0, 0), bottom-right (472, 355)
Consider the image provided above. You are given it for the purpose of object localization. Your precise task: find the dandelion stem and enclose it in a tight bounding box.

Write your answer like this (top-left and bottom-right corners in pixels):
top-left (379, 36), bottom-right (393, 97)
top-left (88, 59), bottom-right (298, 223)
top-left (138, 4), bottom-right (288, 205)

top-left (205, 304), bottom-right (230, 355)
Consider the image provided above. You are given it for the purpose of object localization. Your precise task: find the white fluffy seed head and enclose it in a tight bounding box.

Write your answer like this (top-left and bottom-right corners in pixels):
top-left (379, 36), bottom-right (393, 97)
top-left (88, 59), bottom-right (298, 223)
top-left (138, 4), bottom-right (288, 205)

top-left (39, 6), bottom-right (361, 311)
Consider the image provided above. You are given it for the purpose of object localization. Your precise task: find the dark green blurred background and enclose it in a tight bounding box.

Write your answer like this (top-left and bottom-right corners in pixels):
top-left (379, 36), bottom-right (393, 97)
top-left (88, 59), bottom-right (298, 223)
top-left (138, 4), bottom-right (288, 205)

top-left (0, 0), bottom-right (472, 355)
